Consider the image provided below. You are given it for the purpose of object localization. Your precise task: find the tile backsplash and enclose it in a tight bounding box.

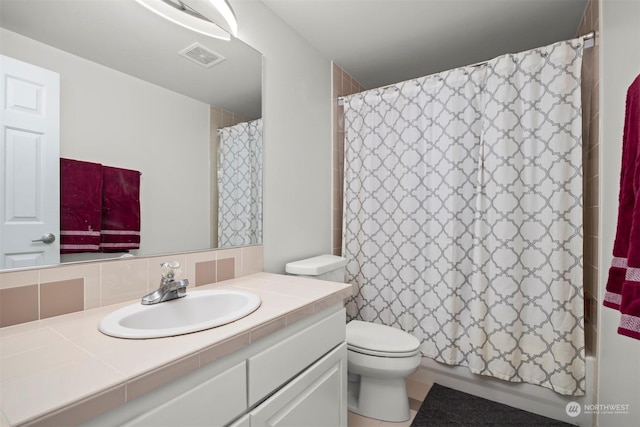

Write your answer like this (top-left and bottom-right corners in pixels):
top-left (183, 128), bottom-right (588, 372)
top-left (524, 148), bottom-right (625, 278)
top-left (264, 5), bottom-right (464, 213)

top-left (332, 62), bottom-right (366, 256)
top-left (577, 0), bottom-right (600, 357)
top-left (0, 245), bottom-right (263, 327)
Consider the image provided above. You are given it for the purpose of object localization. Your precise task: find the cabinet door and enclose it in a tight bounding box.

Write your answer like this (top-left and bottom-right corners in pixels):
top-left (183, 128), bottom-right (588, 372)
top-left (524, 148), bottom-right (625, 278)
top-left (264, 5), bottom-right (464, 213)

top-left (250, 343), bottom-right (347, 427)
top-left (229, 414), bottom-right (250, 427)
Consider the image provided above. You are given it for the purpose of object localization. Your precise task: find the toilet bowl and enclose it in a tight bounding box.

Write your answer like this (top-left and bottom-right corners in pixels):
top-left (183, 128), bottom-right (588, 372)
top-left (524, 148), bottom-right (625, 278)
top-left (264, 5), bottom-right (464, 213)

top-left (346, 320), bottom-right (421, 422)
top-left (285, 255), bottom-right (422, 422)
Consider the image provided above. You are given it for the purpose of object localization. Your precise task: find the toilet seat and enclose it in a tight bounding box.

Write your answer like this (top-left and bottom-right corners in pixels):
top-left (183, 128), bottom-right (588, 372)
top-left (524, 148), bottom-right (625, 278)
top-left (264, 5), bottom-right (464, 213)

top-left (348, 343), bottom-right (420, 358)
top-left (346, 320), bottom-right (421, 358)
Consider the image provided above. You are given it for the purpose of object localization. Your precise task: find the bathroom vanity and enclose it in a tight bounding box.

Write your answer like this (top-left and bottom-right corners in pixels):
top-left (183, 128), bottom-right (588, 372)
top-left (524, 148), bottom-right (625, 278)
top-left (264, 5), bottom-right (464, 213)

top-left (87, 306), bottom-right (347, 426)
top-left (0, 273), bottom-right (352, 426)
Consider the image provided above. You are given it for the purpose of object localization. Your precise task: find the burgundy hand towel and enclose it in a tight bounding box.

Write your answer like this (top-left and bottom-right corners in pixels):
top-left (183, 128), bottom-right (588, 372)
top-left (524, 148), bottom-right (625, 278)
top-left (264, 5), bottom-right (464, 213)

top-left (605, 75), bottom-right (640, 309)
top-left (605, 74), bottom-right (640, 340)
top-left (60, 158), bottom-right (103, 253)
top-left (618, 75), bottom-right (640, 339)
top-left (100, 166), bottom-right (141, 252)
top-left (619, 280), bottom-right (640, 340)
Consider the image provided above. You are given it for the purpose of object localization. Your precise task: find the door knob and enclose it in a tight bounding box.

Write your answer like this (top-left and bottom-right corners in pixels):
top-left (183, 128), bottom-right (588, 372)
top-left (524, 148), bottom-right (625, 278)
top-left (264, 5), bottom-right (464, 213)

top-left (32, 233), bottom-right (56, 244)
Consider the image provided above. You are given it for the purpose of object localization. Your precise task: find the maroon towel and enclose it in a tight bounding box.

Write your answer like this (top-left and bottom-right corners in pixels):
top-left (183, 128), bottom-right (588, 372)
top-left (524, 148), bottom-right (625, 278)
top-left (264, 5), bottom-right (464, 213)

top-left (60, 158), bottom-right (102, 253)
top-left (100, 166), bottom-right (141, 252)
top-left (605, 74), bottom-right (640, 340)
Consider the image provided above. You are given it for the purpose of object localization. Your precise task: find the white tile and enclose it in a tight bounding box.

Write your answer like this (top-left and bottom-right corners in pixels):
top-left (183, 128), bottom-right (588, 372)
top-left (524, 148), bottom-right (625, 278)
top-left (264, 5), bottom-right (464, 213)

top-left (2, 359), bottom-right (121, 425)
top-left (0, 269), bottom-right (39, 290)
top-left (0, 335), bottom-right (121, 425)
top-left (348, 411), bottom-right (382, 427)
top-left (406, 376), bottom-right (433, 402)
top-left (39, 263), bottom-right (101, 310)
top-left (379, 409), bottom-right (417, 427)
top-left (240, 273), bottom-right (350, 300)
top-left (47, 302), bottom-right (129, 340)
top-left (67, 332), bottom-right (200, 378)
top-left (100, 258), bottom-right (149, 306)
top-left (0, 327), bottom-right (64, 359)
top-left (241, 245), bottom-right (263, 276)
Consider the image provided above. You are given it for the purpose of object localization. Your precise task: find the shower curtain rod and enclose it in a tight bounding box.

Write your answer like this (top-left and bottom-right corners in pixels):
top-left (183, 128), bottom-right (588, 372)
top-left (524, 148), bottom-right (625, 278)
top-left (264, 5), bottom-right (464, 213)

top-left (337, 31), bottom-right (597, 105)
top-left (465, 30), bottom-right (596, 68)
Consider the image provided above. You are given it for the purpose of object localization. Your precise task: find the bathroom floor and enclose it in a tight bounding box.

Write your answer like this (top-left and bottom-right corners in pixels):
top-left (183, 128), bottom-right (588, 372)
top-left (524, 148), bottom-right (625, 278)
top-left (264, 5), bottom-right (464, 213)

top-left (347, 374), bottom-right (433, 427)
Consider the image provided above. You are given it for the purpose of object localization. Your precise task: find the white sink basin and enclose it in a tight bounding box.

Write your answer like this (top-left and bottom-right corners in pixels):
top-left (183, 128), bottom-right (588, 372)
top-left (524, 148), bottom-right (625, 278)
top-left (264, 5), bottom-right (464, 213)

top-left (99, 289), bottom-right (261, 339)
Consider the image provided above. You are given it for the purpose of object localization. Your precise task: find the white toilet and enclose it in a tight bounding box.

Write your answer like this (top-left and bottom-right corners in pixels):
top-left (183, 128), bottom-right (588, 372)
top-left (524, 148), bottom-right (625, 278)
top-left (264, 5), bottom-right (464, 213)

top-left (285, 255), bottom-right (422, 422)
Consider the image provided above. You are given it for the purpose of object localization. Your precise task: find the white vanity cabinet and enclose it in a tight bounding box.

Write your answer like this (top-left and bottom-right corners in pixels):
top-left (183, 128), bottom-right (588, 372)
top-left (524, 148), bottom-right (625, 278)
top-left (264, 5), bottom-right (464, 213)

top-left (83, 304), bottom-right (347, 427)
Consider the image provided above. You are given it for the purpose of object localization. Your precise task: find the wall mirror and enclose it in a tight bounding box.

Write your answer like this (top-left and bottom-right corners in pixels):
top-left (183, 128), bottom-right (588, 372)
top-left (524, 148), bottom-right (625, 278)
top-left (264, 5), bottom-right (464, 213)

top-left (0, 0), bottom-right (263, 271)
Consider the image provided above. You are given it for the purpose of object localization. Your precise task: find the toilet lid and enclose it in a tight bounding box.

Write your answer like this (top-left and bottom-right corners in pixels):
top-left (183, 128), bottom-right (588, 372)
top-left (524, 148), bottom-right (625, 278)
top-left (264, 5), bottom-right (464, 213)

top-left (346, 320), bottom-right (420, 356)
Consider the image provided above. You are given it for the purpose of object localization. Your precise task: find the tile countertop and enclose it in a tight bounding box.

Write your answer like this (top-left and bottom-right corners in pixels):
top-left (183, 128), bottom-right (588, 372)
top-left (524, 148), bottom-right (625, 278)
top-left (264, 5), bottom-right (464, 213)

top-left (0, 273), bottom-right (353, 427)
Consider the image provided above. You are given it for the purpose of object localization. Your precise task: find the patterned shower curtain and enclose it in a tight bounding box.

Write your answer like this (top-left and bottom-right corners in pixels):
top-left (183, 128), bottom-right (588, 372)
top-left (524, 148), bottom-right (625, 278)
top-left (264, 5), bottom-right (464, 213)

top-left (342, 40), bottom-right (585, 395)
top-left (218, 118), bottom-right (263, 247)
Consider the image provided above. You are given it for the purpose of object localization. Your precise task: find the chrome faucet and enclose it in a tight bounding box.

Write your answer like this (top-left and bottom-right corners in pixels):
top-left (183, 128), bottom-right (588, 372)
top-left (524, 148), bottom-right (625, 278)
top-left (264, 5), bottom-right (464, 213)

top-left (141, 261), bottom-right (189, 305)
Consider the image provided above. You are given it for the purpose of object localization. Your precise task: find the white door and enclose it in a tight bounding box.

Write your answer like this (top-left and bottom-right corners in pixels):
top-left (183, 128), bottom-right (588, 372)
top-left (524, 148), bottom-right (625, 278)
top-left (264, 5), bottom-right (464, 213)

top-left (0, 55), bottom-right (60, 269)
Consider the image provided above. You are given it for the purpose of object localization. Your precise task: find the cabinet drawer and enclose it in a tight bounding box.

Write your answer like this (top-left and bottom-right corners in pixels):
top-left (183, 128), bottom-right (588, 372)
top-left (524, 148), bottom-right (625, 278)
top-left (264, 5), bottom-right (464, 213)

top-left (125, 362), bottom-right (246, 427)
top-left (248, 308), bottom-right (345, 406)
top-left (250, 343), bottom-right (347, 427)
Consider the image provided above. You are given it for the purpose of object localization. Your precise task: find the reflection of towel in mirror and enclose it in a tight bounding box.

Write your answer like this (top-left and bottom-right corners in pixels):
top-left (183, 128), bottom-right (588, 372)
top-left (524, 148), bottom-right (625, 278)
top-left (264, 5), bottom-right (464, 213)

top-left (100, 166), bottom-right (141, 252)
top-left (60, 158), bottom-right (102, 253)
top-left (605, 74), bottom-right (640, 340)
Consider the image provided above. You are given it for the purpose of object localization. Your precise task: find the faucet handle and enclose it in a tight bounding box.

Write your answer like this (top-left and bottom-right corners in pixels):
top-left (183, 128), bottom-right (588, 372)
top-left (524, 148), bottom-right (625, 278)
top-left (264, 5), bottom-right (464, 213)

top-left (161, 261), bottom-right (182, 279)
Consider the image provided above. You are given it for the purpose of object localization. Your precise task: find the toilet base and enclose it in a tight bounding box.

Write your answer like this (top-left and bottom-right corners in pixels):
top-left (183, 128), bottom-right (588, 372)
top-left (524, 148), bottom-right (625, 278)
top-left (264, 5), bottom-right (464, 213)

top-left (347, 374), bottom-right (411, 422)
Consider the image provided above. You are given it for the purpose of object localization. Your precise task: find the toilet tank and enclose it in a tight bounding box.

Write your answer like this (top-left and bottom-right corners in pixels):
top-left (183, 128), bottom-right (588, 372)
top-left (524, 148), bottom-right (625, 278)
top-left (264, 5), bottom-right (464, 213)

top-left (285, 255), bottom-right (347, 283)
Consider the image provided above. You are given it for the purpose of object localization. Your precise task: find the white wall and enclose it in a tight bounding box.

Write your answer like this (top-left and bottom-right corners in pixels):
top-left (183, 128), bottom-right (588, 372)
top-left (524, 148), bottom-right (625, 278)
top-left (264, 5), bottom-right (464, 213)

top-left (0, 28), bottom-right (211, 259)
top-left (231, 0), bottom-right (333, 273)
top-left (598, 0), bottom-right (640, 425)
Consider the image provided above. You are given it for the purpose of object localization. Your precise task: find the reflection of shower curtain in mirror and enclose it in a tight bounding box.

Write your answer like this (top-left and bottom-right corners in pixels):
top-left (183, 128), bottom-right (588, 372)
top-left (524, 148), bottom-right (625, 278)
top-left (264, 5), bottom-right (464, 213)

top-left (218, 118), bottom-right (263, 247)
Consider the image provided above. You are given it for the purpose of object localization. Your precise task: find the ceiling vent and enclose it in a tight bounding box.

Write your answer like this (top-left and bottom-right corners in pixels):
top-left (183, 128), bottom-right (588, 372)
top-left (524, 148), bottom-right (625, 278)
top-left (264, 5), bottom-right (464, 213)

top-left (179, 43), bottom-right (225, 68)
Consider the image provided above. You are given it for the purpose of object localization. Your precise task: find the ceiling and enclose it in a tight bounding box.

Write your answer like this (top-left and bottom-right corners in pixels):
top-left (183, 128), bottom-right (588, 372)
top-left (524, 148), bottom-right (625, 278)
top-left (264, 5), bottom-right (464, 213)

top-left (261, 0), bottom-right (588, 89)
top-left (1, 0), bottom-right (588, 113)
top-left (0, 0), bottom-right (262, 119)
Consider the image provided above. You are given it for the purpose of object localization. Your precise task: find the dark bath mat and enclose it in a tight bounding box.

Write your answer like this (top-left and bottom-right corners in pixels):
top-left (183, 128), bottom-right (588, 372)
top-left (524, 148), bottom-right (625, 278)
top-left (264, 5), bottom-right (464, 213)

top-left (410, 383), bottom-right (575, 426)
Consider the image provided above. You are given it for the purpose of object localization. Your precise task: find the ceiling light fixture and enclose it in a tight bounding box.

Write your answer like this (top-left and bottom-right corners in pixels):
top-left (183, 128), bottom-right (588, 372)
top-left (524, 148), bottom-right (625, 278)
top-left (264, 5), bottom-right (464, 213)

top-left (135, 0), bottom-right (238, 41)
